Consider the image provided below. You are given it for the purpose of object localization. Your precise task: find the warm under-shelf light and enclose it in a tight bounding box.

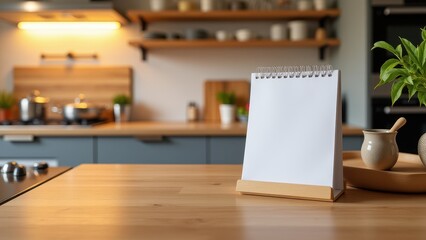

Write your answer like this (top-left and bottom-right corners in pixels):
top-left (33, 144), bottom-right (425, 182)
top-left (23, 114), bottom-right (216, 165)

top-left (17, 22), bottom-right (121, 30)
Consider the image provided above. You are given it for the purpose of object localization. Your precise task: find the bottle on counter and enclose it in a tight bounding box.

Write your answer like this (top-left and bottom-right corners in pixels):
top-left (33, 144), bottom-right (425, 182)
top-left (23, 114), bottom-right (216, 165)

top-left (187, 102), bottom-right (199, 122)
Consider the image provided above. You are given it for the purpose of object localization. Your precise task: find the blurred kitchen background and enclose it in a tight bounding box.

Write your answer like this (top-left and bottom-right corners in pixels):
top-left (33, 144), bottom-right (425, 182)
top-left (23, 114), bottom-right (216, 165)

top-left (0, 0), bottom-right (369, 127)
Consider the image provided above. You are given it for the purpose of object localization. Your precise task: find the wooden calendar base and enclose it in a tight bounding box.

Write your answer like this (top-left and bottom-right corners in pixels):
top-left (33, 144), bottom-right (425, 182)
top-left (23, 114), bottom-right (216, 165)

top-left (236, 180), bottom-right (344, 202)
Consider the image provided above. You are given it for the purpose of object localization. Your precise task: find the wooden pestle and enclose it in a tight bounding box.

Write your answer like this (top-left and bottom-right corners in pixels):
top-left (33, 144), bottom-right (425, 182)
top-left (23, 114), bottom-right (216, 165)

top-left (388, 117), bottom-right (407, 133)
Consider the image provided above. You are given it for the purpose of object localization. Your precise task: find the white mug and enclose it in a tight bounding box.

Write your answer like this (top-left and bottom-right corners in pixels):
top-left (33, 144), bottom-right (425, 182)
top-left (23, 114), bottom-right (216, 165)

top-left (313, 0), bottom-right (328, 10)
top-left (270, 23), bottom-right (288, 41)
top-left (297, 0), bottom-right (313, 10)
top-left (216, 30), bottom-right (231, 41)
top-left (235, 29), bottom-right (252, 42)
top-left (200, 0), bottom-right (214, 12)
top-left (150, 0), bottom-right (167, 12)
top-left (289, 21), bottom-right (308, 40)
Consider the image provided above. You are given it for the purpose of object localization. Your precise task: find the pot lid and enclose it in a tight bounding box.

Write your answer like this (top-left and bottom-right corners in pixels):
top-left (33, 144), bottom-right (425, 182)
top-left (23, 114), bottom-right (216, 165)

top-left (27, 90), bottom-right (49, 104)
top-left (67, 94), bottom-right (91, 109)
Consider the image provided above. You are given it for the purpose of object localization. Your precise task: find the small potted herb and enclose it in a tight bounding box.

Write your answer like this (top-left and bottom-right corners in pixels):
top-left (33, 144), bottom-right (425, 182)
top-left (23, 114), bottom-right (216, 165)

top-left (0, 91), bottom-right (15, 122)
top-left (217, 92), bottom-right (236, 124)
top-left (237, 103), bottom-right (249, 123)
top-left (112, 94), bottom-right (132, 123)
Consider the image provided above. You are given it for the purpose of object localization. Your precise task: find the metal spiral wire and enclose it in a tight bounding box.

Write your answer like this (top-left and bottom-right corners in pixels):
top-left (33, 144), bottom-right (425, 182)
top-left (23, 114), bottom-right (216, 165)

top-left (255, 65), bottom-right (334, 79)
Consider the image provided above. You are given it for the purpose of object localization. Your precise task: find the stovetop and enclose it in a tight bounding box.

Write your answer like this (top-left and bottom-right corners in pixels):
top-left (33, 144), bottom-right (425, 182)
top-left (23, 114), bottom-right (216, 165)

top-left (0, 119), bottom-right (107, 128)
top-left (0, 166), bottom-right (71, 205)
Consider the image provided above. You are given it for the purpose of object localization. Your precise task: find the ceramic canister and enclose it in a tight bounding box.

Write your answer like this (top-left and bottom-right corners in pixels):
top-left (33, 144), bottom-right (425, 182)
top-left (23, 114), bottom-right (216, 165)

top-left (200, 0), bottom-right (214, 12)
top-left (313, 0), bottom-right (328, 10)
top-left (235, 29), bottom-right (252, 42)
top-left (288, 20), bottom-right (308, 40)
top-left (150, 0), bottom-right (167, 11)
top-left (361, 129), bottom-right (399, 170)
top-left (297, 0), bottom-right (313, 10)
top-left (270, 23), bottom-right (288, 41)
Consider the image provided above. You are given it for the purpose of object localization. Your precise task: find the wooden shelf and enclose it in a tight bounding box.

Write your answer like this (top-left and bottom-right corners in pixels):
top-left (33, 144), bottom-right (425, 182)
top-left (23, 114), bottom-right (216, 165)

top-left (128, 39), bottom-right (340, 61)
top-left (128, 9), bottom-right (340, 24)
top-left (127, 9), bottom-right (341, 61)
top-left (129, 39), bottom-right (339, 48)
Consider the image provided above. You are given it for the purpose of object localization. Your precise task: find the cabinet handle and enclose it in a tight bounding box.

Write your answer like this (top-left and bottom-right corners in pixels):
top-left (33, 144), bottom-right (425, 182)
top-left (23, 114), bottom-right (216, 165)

top-left (135, 135), bottom-right (164, 142)
top-left (384, 7), bottom-right (426, 16)
top-left (3, 135), bottom-right (35, 142)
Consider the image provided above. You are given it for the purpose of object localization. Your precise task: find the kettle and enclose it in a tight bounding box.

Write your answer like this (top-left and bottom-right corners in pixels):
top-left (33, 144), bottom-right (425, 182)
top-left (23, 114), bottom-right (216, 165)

top-left (19, 90), bottom-right (49, 122)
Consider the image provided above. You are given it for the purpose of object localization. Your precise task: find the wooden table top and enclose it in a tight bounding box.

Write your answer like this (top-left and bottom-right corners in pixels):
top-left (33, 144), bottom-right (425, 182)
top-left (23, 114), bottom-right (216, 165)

top-left (2, 164), bottom-right (422, 240)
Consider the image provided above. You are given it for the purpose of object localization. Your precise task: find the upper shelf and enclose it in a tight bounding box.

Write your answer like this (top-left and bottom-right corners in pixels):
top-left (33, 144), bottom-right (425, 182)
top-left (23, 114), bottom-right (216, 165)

top-left (127, 9), bottom-right (340, 30)
top-left (128, 9), bottom-right (340, 22)
top-left (129, 39), bottom-right (340, 61)
top-left (129, 39), bottom-right (340, 48)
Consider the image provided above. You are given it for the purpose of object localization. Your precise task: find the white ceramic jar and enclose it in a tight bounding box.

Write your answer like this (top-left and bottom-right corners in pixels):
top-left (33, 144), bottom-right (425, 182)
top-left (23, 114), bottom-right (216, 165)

top-left (216, 30), bottom-right (231, 41)
top-left (313, 0), bottom-right (328, 10)
top-left (270, 23), bottom-right (288, 41)
top-left (288, 21), bottom-right (308, 40)
top-left (235, 29), bottom-right (252, 42)
top-left (297, 0), bottom-right (313, 10)
top-left (200, 0), bottom-right (214, 12)
top-left (150, 0), bottom-right (167, 12)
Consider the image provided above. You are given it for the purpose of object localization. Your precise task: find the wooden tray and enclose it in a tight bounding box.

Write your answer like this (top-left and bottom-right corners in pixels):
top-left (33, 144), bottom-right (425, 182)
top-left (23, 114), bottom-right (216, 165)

top-left (343, 151), bottom-right (426, 193)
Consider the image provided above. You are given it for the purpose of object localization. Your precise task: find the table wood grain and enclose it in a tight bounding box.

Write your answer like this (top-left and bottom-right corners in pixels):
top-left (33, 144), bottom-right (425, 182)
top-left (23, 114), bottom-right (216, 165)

top-left (1, 164), bottom-right (424, 240)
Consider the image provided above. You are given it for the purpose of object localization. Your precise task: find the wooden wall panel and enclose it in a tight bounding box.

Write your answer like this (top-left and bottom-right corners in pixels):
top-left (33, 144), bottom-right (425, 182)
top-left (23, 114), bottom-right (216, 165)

top-left (204, 80), bottom-right (250, 122)
top-left (14, 66), bottom-right (132, 120)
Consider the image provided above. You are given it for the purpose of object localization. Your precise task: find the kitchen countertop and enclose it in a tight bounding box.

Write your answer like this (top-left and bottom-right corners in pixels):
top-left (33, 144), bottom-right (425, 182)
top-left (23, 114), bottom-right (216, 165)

top-left (0, 122), bottom-right (363, 137)
top-left (0, 164), bottom-right (425, 239)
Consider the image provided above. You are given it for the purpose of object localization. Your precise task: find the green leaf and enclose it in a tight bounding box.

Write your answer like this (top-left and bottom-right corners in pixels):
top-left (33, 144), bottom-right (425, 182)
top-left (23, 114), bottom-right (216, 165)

top-left (381, 68), bottom-right (407, 83)
top-left (405, 76), bottom-right (414, 85)
top-left (372, 41), bottom-right (400, 58)
top-left (422, 28), bottom-right (426, 41)
top-left (407, 84), bottom-right (417, 100)
top-left (396, 44), bottom-right (403, 59)
top-left (380, 58), bottom-right (400, 79)
top-left (418, 41), bottom-right (426, 66)
top-left (418, 91), bottom-right (426, 106)
top-left (400, 37), bottom-right (422, 70)
top-left (391, 80), bottom-right (405, 105)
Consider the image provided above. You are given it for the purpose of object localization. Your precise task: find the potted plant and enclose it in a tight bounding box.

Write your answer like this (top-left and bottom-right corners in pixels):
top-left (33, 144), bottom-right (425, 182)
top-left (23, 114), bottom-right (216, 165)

top-left (0, 91), bottom-right (15, 122)
top-left (372, 27), bottom-right (426, 165)
top-left (112, 94), bottom-right (132, 123)
top-left (217, 92), bottom-right (236, 124)
top-left (237, 103), bottom-right (249, 123)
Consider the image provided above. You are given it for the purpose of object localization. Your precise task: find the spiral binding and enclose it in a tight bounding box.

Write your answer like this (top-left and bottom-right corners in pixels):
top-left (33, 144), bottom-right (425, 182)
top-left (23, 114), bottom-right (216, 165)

top-left (255, 65), bottom-right (334, 79)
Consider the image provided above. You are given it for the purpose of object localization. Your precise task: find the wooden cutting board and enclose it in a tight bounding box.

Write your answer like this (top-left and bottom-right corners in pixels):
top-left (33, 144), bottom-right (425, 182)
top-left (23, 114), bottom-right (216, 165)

top-left (204, 80), bottom-right (250, 122)
top-left (14, 66), bottom-right (132, 120)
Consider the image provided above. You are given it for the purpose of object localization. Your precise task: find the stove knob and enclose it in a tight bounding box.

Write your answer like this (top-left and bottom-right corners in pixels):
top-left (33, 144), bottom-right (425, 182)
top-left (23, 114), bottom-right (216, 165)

top-left (13, 164), bottom-right (26, 177)
top-left (1, 161), bottom-right (18, 174)
top-left (33, 162), bottom-right (49, 170)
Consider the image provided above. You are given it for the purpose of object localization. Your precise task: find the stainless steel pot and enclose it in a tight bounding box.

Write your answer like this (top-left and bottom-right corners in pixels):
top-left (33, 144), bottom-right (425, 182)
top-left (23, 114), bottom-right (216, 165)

top-left (55, 94), bottom-right (104, 122)
top-left (19, 90), bottom-right (49, 122)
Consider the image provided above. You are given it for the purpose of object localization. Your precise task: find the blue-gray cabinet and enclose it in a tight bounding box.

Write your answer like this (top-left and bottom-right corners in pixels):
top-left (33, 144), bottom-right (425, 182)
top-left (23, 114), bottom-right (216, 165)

top-left (208, 137), bottom-right (246, 164)
top-left (96, 137), bottom-right (207, 164)
top-left (0, 137), bottom-right (94, 166)
top-left (343, 136), bottom-right (363, 151)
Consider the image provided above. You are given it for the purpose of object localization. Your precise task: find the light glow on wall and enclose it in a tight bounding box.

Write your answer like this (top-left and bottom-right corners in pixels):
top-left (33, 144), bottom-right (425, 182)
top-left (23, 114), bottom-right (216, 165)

top-left (21, 1), bottom-right (42, 12)
top-left (17, 22), bottom-right (121, 31)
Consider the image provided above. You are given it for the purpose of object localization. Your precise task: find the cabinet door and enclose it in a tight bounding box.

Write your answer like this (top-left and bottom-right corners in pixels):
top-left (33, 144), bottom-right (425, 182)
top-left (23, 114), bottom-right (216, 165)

top-left (97, 137), bottom-right (207, 164)
top-left (0, 137), bottom-right (94, 166)
top-left (209, 137), bottom-right (246, 164)
top-left (343, 136), bottom-right (363, 151)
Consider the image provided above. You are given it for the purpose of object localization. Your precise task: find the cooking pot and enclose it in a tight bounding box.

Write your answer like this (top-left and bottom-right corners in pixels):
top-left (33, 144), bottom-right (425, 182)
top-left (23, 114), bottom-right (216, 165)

top-left (19, 90), bottom-right (49, 122)
top-left (53, 94), bottom-right (104, 122)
